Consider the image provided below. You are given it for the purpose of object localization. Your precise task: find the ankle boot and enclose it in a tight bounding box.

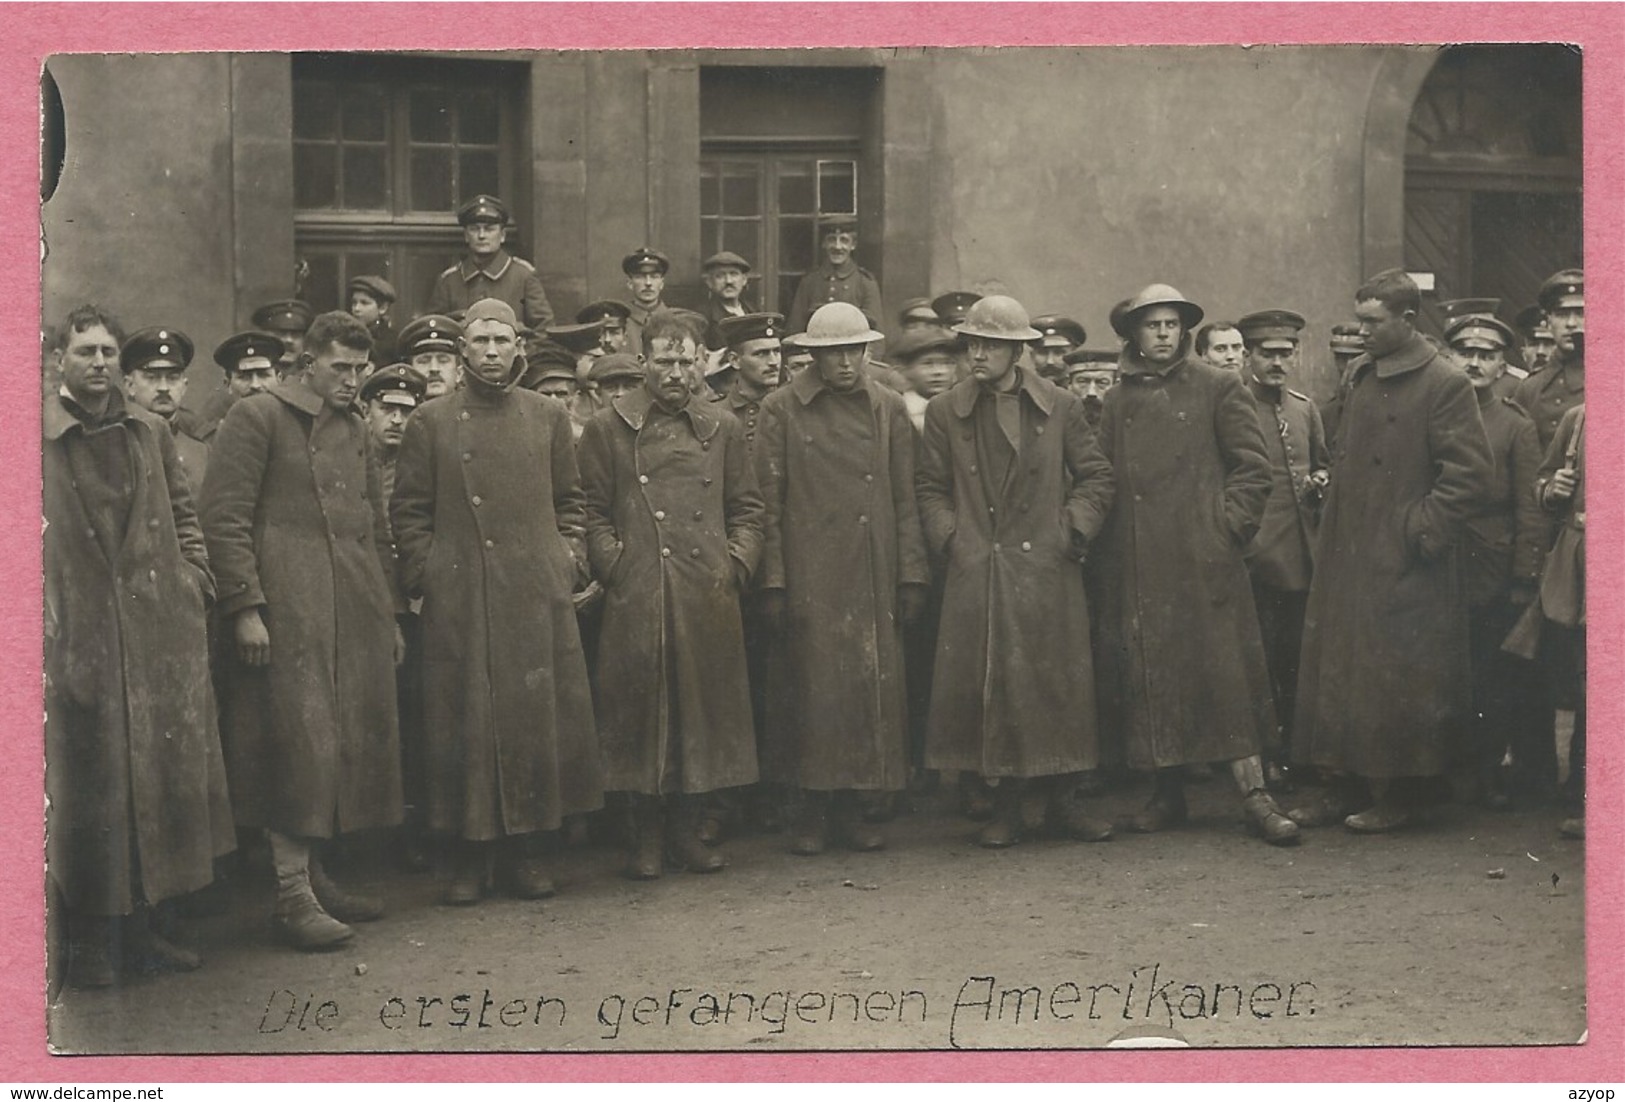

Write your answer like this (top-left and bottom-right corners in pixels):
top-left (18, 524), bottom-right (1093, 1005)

top-left (124, 907), bottom-right (201, 974)
top-left (787, 790), bottom-right (829, 856)
top-left (442, 840), bottom-right (488, 905)
top-left (1243, 788), bottom-right (1301, 846)
top-left (272, 872), bottom-right (353, 950)
top-left (834, 791), bottom-right (886, 852)
top-left (623, 796), bottom-right (664, 880)
top-left (502, 833), bottom-right (556, 900)
top-left (978, 779), bottom-right (1025, 848)
top-left (1127, 771), bottom-right (1188, 833)
top-left (668, 796), bottom-right (726, 873)
top-left (310, 851), bottom-right (383, 922)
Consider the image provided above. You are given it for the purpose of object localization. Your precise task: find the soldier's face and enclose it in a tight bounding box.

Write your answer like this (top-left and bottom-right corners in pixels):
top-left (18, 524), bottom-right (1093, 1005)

top-left (599, 319), bottom-right (627, 354)
top-left (304, 341), bottom-right (370, 412)
top-left (1455, 342), bottom-right (1507, 389)
top-left (1068, 367), bottom-right (1117, 405)
top-left (1029, 343), bottom-right (1072, 381)
top-left (823, 230), bottom-right (856, 267)
top-left (966, 336), bottom-right (1021, 388)
top-left (412, 350), bottom-right (461, 396)
top-left (1203, 327), bottom-right (1245, 371)
top-left (124, 364), bottom-right (188, 418)
top-left (464, 220), bottom-right (505, 258)
top-left (600, 377), bottom-right (642, 402)
top-left (462, 319), bottom-right (520, 385)
top-left (1355, 297), bottom-right (1414, 359)
top-left (812, 342), bottom-right (866, 392)
top-left (628, 269), bottom-right (665, 309)
top-left (705, 266), bottom-right (747, 304)
top-left (904, 351), bottom-right (958, 399)
top-left (1547, 294), bottom-right (1584, 354)
top-left (1246, 340), bottom-right (1298, 390)
top-left (228, 358), bottom-right (276, 399)
top-left (733, 338), bottom-right (782, 391)
top-left (349, 291), bottom-right (385, 326)
top-left (56, 324), bottom-right (119, 406)
top-left (534, 377), bottom-right (576, 403)
top-left (1521, 334), bottom-right (1556, 371)
top-left (366, 398), bottom-right (412, 448)
top-left (785, 351), bottom-right (814, 377)
top-left (645, 335), bottom-right (698, 406)
top-left (1134, 307), bottom-right (1185, 367)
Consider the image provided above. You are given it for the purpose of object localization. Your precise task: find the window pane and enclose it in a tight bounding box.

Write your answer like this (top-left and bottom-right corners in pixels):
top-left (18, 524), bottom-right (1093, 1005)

top-left (409, 87), bottom-right (453, 142)
top-left (348, 252), bottom-right (392, 286)
top-left (700, 167), bottom-right (719, 216)
top-left (723, 220), bottom-right (759, 263)
top-left (723, 171), bottom-right (761, 217)
top-left (457, 88), bottom-right (499, 144)
top-left (294, 144), bottom-right (338, 208)
top-left (459, 150), bottom-right (500, 204)
top-left (293, 81), bottom-right (336, 140)
top-left (779, 216), bottom-right (815, 272)
top-left (778, 275), bottom-right (798, 314)
top-left (817, 160), bottom-right (856, 214)
top-left (301, 252), bottom-right (340, 314)
top-left (344, 146), bottom-right (389, 209)
top-left (777, 163), bottom-right (815, 213)
top-left (410, 149), bottom-right (454, 212)
top-left (699, 217), bottom-right (715, 255)
top-left (341, 84), bottom-right (387, 142)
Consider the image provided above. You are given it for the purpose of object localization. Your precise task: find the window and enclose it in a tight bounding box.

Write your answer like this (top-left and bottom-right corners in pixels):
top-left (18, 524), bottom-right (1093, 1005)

top-left (700, 156), bottom-right (858, 310)
top-left (291, 54), bottom-right (526, 322)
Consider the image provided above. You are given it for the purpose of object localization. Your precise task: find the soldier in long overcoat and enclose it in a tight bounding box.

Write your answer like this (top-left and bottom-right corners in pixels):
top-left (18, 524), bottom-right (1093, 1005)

top-left (916, 296), bottom-right (1116, 847)
top-left (755, 303), bottom-right (929, 854)
top-left (391, 298), bottom-right (603, 905)
top-left (1092, 285), bottom-right (1299, 845)
top-left (45, 305), bottom-right (234, 987)
top-left (578, 309), bottom-right (765, 878)
top-left (1292, 271), bottom-right (1494, 832)
top-left (201, 311), bottom-right (403, 950)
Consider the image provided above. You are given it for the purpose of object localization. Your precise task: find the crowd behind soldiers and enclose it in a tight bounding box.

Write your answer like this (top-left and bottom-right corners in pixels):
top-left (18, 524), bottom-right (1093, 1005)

top-left (43, 192), bottom-right (1588, 991)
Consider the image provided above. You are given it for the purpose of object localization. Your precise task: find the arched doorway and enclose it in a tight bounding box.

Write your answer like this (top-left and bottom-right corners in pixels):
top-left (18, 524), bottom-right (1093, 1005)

top-left (1402, 44), bottom-right (1581, 333)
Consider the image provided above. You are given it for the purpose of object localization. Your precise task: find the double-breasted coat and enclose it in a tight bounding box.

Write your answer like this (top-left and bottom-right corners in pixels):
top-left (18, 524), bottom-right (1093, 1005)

top-left (756, 369), bottom-right (929, 791)
top-left (1092, 351), bottom-right (1277, 770)
top-left (390, 373), bottom-right (604, 839)
top-left (1243, 381), bottom-right (1329, 594)
top-left (44, 393), bottom-right (234, 915)
top-left (200, 380), bottom-right (402, 838)
top-left (578, 388), bottom-right (765, 795)
top-left (1293, 334), bottom-right (1495, 779)
top-left (916, 369), bottom-right (1114, 778)
top-left (1462, 391), bottom-right (1544, 607)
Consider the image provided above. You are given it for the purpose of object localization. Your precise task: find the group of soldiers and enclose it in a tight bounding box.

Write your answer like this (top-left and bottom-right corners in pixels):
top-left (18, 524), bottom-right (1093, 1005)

top-left (44, 192), bottom-right (1587, 992)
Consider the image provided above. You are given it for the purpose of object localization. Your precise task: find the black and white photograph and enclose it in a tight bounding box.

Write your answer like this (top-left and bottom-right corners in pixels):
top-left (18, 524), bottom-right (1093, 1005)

top-left (37, 35), bottom-right (1591, 1059)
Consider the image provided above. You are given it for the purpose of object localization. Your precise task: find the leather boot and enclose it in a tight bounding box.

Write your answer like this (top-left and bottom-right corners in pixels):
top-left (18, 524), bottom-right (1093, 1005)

top-left (272, 875), bottom-right (354, 950)
top-left (1126, 771), bottom-right (1188, 833)
top-left (1343, 798), bottom-right (1412, 834)
top-left (787, 790), bottom-right (829, 856)
top-left (959, 773), bottom-right (995, 821)
top-left (834, 792), bottom-right (886, 852)
top-left (623, 796), bottom-right (664, 880)
top-left (66, 912), bottom-right (118, 988)
top-left (502, 833), bottom-right (556, 900)
top-left (1243, 788), bottom-right (1301, 846)
top-left (124, 908), bottom-right (201, 974)
top-left (1050, 779), bottom-right (1114, 842)
top-left (442, 840), bottom-right (488, 905)
top-left (668, 796), bottom-right (726, 873)
top-left (310, 852), bottom-right (384, 923)
top-left (978, 779), bottom-right (1025, 848)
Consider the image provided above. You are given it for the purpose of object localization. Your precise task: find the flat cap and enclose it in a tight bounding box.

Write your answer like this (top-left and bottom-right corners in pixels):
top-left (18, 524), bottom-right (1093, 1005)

top-left (251, 299), bottom-right (314, 334)
top-left (457, 194), bottom-right (510, 226)
top-left (120, 326), bottom-right (194, 373)
top-left (213, 330), bottom-right (286, 373)
top-left (716, 311), bottom-right (785, 348)
top-left (1445, 314), bottom-right (1515, 349)
top-left (889, 329), bottom-right (962, 363)
top-left (461, 297), bottom-right (520, 331)
top-left (589, 352), bottom-right (645, 383)
top-left (576, 299), bottom-right (632, 325)
top-left (398, 314), bottom-right (463, 356)
top-left (1236, 309), bottom-right (1307, 344)
top-left (1537, 269), bottom-right (1583, 310)
top-left (702, 250), bottom-right (752, 274)
top-left (1030, 314), bottom-right (1087, 348)
top-left (359, 363), bottom-right (428, 407)
top-left (347, 274), bottom-right (397, 304)
top-left (1514, 305), bottom-right (1554, 339)
top-left (1063, 347), bottom-right (1121, 367)
top-left (546, 321), bottom-right (604, 355)
top-left (622, 247), bottom-right (670, 276)
top-left (930, 291), bottom-right (982, 326)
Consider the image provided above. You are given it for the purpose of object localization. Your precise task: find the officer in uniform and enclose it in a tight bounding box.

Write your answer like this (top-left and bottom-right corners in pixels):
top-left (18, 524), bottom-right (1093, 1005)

top-left (426, 194), bottom-right (554, 329)
top-left (1514, 304), bottom-right (1556, 377)
top-left (621, 247), bottom-right (672, 357)
top-left (700, 251), bottom-right (758, 351)
top-left (348, 275), bottom-right (399, 367)
top-left (1235, 310), bottom-right (1331, 783)
top-left (786, 214), bottom-right (884, 334)
top-left (1514, 269), bottom-right (1584, 453)
top-left (1443, 313), bottom-right (1545, 807)
top-left (577, 299), bottom-right (632, 356)
top-left (251, 299), bottom-right (314, 379)
top-left (398, 314), bottom-right (464, 399)
top-left (1028, 315), bottom-right (1087, 383)
top-left (1438, 298), bottom-right (1521, 398)
top-left (120, 327), bottom-right (212, 494)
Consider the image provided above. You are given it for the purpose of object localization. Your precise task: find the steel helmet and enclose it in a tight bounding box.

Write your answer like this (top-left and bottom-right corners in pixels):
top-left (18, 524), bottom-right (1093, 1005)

top-left (799, 302), bottom-right (885, 347)
top-left (953, 295), bottom-right (1042, 342)
top-left (1112, 284), bottom-right (1204, 338)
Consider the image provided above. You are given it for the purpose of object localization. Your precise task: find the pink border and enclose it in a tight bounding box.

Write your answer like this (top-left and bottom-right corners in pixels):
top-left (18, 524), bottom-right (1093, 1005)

top-left (7, 2), bottom-right (1621, 1083)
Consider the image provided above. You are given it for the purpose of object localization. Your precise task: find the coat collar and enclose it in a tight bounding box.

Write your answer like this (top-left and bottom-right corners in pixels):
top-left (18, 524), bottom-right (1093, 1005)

top-left (43, 387), bottom-right (138, 440)
top-left (946, 366), bottom-right (1056, 419)
top-left (271, 377), bottom-right (327, 417)
top-left (789, 364), bottom-right (874, 406)
top-left (1361, 332), bottom-right (1437, 380)
top-left (612, 385), bottom-right (720, 442)
top-left (459, 250), bottom-right (513, 282)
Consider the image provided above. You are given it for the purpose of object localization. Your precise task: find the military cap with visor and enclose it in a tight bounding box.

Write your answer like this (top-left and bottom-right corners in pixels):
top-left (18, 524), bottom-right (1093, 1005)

top-left (716, 311), bottom-right (785, 349)
top-left (1236, 309), bottom-right (1307, 344)
top-left (1537, 269), bottom-right (1583, 311)
top-left (457, 194), bottom-right (511, 226)
top-left (622, 247), bottom-right (671, 276)
top-left (359, 363), bottom-right (428, 407)
top-left (547, 321), bottom-right (605, 355)
top-left (1063, 347), bottom-right (1121, 367)
top-left (398, 314), bottom-right (463, 356)
top-left (577, 299), bottom-right (632, 325)
top-left (1445, 314), bottom-right (1516, 350)
top-left (120, 327), bottom-right (195, 373)
top-left (1030, 315), bottom-right (1087, 348)
top-left (251, 299), bottom-right (314, 334)
top-left (213, 330), bottom-right (286, 373)
top-left (1514, 305), bottom-right (1554, 340)
top-left (930, 291), bottom-right (982, 327)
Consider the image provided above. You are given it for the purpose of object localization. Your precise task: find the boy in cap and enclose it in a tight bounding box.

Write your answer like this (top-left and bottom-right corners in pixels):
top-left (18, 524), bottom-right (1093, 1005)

top-left (427, 194), bottom-right (554, 329)
top-left (890, 328), bottom-right (962, 434)
top-left (700, 251), bottom-right (758, 351)
top-left (347, 275), bottom-right (399, 366)
top-left (398, 314), bottom-right (463, 399)
top-left (786, 215), bottom-right (884, 334)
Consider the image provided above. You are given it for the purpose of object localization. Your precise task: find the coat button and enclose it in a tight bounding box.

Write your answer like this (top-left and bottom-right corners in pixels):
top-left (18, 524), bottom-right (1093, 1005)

top-left (462, 452), bottom-right (472, 461)
top-left (472, 495), bottom-right (483, 505)
top-left (693, 510), bottom-right (703, 520)
top-left (690, 548), bottom-right (701, 557)
top-left (654, 510), bottom-right (666, 521)
top-left (148, 518), bottom-right (159, 529)
top-left (1035, 426), bottom-right (1044, 435)
top-left (858, 515), bottom-right (869, 525)
top-left (969, 465), bottom-right (978, 474)
top-left (86, 528), bottom-right (96, 538)
top-left (992, 542), bottom-right (1002, 552)
top-left (864, 474), bottom-right (874, 482)
top-left (639, 474), bottom-right (649, 484)
top-left (661, 547), bottom-right (672, 558)
top-left (485, 539), bottom-right (495, 549)
top-left (1021, 541), bottom-right (1032, 552)
top-left (149, 568), bottom-right (158, 580)
top-left (460, 412), bottom-right (470, 421)
top-left (703, 477), bottom-right (713, 486)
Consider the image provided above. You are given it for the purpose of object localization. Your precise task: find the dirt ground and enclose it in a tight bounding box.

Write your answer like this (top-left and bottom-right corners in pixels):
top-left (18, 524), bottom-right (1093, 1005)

top-left (46, 777), bottom-right (1587, 1056)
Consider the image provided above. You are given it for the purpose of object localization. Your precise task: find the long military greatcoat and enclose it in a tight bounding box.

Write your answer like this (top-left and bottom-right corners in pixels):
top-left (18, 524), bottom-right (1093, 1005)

top-left (1462, 390), bottom-right (1544, 607)
top-left (916, 368), bottom-right (1114, 778)
top-left (1092, 350), bottom-right (1277, 769)
top-left (200, 380), bottom-right (402, 837)
top-left (391, 372), bottom-right (603, 839)
top-left (1243, 381), bottom-right (1329, 594)
top-left (578, 387), bottom-right (765, 795)
top-left (1294, 334), bottom-right (1495, 779)
top-left (44, 393), bottom-right (233, 915)
top-left (756, 369), bottom-right (929, 791)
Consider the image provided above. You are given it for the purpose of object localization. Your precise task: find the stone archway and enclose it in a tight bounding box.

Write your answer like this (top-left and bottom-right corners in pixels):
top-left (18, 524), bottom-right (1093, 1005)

top-left (1360, 47), bottom-right (1441, 277)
